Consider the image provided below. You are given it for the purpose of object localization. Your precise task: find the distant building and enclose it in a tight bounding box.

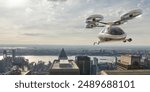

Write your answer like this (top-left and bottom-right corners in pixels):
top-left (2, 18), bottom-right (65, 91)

top-left (100, 70), bottom-right (150, 75)
top-left (49, 48), bottom-right (79, 75)
top-left (120, 54), bottom-right (141, 66)
top-left (99, 54), bottom-right (149, 75)
top-left (117, 54), bottom-right (143, 70)
top-left (3, 50), bottom-right (7, 59)
top-left (0, 49), bottom-right (30, 75)
top-left (12, 49), bottom-right (16, 62)
top-left (91, 57), bottom-right (98, 75)
top-left (143, 58), bottom-right (150, 69)
top-left (91, 57), bottom-right (117, 74)
top-left (75, 56), bottom-right (91, 75)
top-left (2, 49), bottom-right (16, 62)
top-left (4, 66), bottom-right (31, 75)
top-left (98, 63), bottom-right (116, 71)
top-left (31, 61), bottom-right (51, 75)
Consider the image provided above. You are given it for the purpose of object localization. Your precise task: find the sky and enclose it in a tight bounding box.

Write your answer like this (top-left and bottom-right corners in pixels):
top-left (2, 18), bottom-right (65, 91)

top-left (0, 0), bottom-right (150, 46)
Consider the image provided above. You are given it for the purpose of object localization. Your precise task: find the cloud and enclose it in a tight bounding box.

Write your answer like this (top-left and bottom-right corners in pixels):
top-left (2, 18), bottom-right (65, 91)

top-left (0, 0), bottom-right (149, 45)
top-left (23, 33), bottom-right (48, 37)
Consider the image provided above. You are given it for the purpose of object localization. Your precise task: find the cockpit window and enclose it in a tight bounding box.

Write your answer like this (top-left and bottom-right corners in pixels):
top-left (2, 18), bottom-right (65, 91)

top-left (107, 27), bottom-right (124, 35)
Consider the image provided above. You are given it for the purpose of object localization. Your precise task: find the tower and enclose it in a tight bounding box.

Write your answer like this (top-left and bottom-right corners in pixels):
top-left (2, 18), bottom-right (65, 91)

top-left (58, 48), bottom-right (68, 60)
top-left (75, 56), bottom-right (91, 75)
top-left (12, 49), bottom-right (16, 62)
top-left (3, 50), bottom-right (7, 59)
top-left (49, 48), bottom-right (79, 75)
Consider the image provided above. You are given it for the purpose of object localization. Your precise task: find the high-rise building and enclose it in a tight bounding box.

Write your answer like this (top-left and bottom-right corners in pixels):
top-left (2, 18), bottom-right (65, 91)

top-left (117, 54), bottom-right (143, 70)
top-left (143, 58), bottom-right (150, 69)
top-left (75, 56), bottom-right (91, 75)
top-left (49, 48), bottom-right (79, 75)
top-left (3, 49), bottom-right (16, 61)
top-left (91, 57), bottom-right (98, 75)
top-left (3, 50), bottom-right (7, 59)
top-left (12, 49), bottom-right (16, 62)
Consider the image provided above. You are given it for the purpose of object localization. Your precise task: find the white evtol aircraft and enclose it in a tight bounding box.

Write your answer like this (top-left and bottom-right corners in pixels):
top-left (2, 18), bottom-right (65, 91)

top-left (85, 9), bottom-right (142, 45)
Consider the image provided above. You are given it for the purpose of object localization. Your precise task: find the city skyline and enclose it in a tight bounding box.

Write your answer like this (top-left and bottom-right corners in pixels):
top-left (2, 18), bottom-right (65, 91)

top-left (0, 0), bottom-right (150, 45)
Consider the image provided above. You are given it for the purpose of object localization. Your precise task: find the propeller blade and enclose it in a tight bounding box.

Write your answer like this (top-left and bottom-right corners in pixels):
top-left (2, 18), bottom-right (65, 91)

top-left (121, 9), bottom-right (142, 21)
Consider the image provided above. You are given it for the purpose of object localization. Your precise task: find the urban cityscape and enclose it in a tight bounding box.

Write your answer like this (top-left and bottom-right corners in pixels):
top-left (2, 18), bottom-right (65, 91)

top-left (0, 45), bottom-right (150, 75)
top-left (0, 0), bottom-right (150, 75)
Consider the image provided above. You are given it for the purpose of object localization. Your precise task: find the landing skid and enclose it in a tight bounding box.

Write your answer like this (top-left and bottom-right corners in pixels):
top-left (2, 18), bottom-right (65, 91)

top-left (123, 38), bottom-right (132, 42)
top-left (93, 41), bottom-right (101, 45)
top-left (93, 38), bottom-right (132, 45)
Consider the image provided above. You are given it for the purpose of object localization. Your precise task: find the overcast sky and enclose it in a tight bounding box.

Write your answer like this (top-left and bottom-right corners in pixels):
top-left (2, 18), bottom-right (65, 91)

top-left (0, 0), bottom-right (150, 46)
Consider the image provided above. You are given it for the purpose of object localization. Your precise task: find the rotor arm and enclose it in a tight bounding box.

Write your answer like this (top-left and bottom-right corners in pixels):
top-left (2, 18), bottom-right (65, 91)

top-left (98, 21), bottom-right (108, 25)
top-left (85, 9), bottom-right (142, 28)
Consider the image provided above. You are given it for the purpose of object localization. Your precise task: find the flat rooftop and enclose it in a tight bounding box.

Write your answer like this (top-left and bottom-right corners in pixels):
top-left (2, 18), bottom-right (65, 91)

top-left (100, 70), bottom-right (150, 75)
